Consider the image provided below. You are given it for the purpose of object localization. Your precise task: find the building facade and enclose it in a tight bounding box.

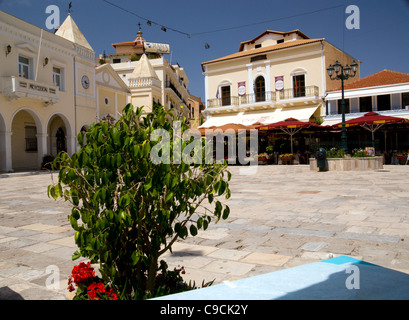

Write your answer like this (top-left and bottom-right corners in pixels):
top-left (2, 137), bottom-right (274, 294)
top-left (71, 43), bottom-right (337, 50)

top-left (107, 31), bottom-right (190, 117)
top-left (0, 11), bottom-right (127, 172)
top-left (323, 69), bottom-right (409, 153)
top-left (188, 94), bottom-right (204, 128)
top-left (0, 11), bottom-right (94, 172)
top-left (201, 30), bottom-right (359, 128)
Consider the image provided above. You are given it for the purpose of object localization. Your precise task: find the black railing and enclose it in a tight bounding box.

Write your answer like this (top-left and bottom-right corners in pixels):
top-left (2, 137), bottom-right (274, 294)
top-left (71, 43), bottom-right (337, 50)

top-left (165, 81), bottom-right (188, 106)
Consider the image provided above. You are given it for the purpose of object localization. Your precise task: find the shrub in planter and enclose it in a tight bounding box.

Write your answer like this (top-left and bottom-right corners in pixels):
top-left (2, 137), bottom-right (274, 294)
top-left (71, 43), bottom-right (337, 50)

top-left (48, 103), bottom-right (231, 299)
top-left (326, 147), bottom-right (345, 158)
top-left (41, 155), bottom-right (55, 170)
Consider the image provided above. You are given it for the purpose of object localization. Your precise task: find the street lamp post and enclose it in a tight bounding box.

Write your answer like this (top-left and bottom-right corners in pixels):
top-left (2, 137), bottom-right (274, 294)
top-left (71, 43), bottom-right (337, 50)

top-left (327, 60), bottom-right (358, 153)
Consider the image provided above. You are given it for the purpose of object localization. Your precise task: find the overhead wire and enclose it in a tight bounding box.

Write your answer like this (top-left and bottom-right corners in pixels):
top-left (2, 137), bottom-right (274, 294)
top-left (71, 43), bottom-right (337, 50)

top-left (103, 1), bottom-right (345, 49)
top-left (103, 0), bottom-right (191, 38)
top-left (190, 4), bottom-right (345, 36)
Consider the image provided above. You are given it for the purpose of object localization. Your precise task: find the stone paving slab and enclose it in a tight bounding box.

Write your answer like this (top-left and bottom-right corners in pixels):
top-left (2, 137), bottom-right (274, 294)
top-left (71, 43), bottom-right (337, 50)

top-left (1, 165), bottom-right (409, 299)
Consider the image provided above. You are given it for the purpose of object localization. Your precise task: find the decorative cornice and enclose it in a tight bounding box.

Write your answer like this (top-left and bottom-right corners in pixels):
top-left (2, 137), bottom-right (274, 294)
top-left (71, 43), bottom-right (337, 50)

top-left (0, 20), bottom-right (76, 57)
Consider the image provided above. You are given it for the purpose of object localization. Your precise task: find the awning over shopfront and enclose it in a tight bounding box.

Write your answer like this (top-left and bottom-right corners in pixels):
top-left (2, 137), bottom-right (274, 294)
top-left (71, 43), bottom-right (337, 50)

top-left (200, 105), bottom-right (321, 128)
top-left (331, 111), bottom-right (409, 148)
top-left (255, 117), bottom-right (322, 153)
top-left (198, 123), bottom-right (256, 135)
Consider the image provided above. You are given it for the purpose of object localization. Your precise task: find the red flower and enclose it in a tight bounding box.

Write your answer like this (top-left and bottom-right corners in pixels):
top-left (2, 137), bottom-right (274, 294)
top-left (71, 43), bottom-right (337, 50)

top-left (67, 261), bottom-right (96, 291)
top-left (87, 282), bottom-right (118, 300)
top-left (107, 289), bottom-right (118, 300)
top-left (87, 282), bottom-right (106, 300)
top-left (67, 261), bottom-right (118, 300)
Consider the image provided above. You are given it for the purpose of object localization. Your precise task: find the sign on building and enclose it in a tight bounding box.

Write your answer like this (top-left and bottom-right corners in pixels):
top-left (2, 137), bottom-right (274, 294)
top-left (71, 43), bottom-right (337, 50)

top-left (144, 42), bottom-right (170, 54)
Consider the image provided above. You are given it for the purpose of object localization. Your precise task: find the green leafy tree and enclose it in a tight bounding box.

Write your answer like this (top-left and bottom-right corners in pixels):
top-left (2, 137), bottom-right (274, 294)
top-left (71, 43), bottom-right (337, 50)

top-left (48, 103), bottom-right (231, 299)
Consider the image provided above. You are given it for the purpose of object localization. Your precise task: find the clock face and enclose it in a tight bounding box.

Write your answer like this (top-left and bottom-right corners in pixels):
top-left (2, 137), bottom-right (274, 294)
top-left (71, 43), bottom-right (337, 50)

top-left (81, 75), bottom-right (90, 89)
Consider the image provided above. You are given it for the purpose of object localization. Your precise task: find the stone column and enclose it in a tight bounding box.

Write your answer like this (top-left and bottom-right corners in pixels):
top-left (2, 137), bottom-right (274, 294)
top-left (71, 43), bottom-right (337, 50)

top-left (0, 131), bottom-right (13, 172)
top-left (36, 132), bottom-right (48, 169)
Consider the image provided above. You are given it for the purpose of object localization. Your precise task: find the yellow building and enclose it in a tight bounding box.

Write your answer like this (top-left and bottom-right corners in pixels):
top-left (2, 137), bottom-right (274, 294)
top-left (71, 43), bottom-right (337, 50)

top-left (188, 94), bottom-right (204, 128)
top-left (201, 30), bottom-right (360, 128)
top-left (108, 31), bottom-right (190, 117)
top-left (0, 11), bottom-right (127, 172)
top-left (95, 63), bottom-right (129, 122)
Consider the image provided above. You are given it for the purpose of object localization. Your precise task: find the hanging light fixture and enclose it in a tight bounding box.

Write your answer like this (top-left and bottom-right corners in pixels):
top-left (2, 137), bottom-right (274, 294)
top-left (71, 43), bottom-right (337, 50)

top-left (5, 45), bottom-right (11, 56)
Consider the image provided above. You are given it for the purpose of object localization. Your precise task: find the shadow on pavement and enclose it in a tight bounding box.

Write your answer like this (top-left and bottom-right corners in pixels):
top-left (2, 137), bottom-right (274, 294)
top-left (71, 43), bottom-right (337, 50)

top-left (0, 286), bottom-right (25, 300)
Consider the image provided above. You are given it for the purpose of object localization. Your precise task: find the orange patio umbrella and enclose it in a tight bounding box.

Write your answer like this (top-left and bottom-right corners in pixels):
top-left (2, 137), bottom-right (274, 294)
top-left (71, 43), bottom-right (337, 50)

top-left (198, 123), bottom-right (257, 135)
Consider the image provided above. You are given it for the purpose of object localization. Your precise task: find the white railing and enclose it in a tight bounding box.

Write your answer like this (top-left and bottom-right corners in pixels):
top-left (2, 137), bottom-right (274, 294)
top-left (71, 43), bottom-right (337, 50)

top-left (128, 77), bottom-right (161, 88)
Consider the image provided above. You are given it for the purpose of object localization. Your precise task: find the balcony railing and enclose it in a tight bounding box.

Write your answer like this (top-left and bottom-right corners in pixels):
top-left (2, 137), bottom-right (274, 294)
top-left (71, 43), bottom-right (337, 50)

top-left (206, 86), bottom-right (320, 110)
top-left (165, 80), bottom-right (188, 106)
top-left (1, 76), bottom-right (59, 105)
top-left (279, 85), bottom-right (319, 100)
top-left (207, 96), bottom-right (240, 108)
top-left (239, 91), bottom-right (276, 105)
top-left (207, 91), bottom-right (276, 109)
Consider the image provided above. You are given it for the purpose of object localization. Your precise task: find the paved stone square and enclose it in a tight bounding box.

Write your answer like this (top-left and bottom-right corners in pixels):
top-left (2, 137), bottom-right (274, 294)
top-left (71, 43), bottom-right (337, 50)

top-left (1, 165), bottom-right (409, 299)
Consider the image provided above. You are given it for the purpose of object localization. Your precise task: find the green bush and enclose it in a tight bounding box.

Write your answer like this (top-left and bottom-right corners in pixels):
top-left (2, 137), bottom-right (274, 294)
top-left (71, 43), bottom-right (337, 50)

top-left (48, 103), bottom-right (231, 299)
top-left (326, 147), bottom-right (345, 158)
top-left (352, 148), bottom-right (373, 157)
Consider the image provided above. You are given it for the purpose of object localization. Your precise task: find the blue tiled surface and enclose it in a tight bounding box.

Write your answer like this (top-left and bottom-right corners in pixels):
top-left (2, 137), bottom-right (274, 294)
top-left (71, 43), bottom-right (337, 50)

top-left (153, 256), bottom-right (409, 300)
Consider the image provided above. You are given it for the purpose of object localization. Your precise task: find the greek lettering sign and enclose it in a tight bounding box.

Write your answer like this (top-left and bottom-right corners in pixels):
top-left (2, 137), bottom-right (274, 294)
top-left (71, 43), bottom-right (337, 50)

top-left (29, 84), bottom-right (48, 92)
top-left (144, 42), bottom-right (170, 54)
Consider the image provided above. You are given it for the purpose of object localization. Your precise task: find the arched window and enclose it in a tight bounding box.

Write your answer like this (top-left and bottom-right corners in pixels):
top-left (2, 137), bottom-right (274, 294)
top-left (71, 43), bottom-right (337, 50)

top-left (255, 76), bottom-right (265, 102)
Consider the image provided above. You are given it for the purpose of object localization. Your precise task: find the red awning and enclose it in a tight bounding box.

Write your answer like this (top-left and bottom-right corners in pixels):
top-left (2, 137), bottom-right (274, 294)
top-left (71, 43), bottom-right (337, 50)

top-left (332, 112), bottom-right (408, 128)
top-left (255, 118), bottom-right (321, 130)
top-left (255, 118), bottom-right (323, 153)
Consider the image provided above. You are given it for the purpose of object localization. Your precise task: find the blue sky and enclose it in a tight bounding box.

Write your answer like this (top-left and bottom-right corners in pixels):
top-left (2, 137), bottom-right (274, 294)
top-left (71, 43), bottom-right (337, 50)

top-left (1, 0), bottom-right (409, 102)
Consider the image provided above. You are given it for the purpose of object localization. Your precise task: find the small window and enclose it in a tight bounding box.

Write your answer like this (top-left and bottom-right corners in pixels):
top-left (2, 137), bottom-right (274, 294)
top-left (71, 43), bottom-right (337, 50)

top-left (360, 96), bottom-right (372, 112)
top-left (402, 92), bottom-right (409, 109)
top-left (113, 58), bottom-right (121, 64)
top-left (337, 99), bottom-right (350, 114)
top-left (19, 56), bottom-right (30, 79)
top-left (250, 54), bottom-right (267, 63)
top-left (277, 39), bottom-right (284, 44)
top-left (104, 97), bottom-right (109, 105)
top-left (25, 125), bottom-right (37, 152)
top-left (377, 94), bottom-right (391, 111)
top-left (255, 44), bottom-right (262, 49)
top-left (53, 67), bottom-right (64, 91)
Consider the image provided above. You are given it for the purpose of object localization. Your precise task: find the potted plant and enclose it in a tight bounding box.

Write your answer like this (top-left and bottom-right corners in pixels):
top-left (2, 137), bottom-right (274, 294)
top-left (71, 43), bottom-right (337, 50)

top-left (258, 153), bottom-right (268, 162)
top-left (265, 146), bottom-right (274, 164)
top-left (280, 153), bottom-right (294, 162)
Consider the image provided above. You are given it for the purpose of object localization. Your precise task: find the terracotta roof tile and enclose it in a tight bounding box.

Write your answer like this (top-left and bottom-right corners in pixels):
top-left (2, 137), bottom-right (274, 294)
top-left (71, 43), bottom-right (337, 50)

top-left (202, 38), bottom-right (324, 66)
top-left (238, 29), bottom-right (310, 51)
top-left (329, 69), bottom-right (409, 91)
